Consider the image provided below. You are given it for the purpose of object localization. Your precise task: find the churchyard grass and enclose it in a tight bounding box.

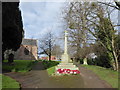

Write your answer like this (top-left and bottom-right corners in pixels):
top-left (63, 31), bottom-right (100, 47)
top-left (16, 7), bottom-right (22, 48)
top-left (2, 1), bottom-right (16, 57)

top-left (42, 60), bottom-right (60, 75)
top-left (2, 60), bottom-right (36, 72)
top-left (47, 66), bottom-right (56, 75)
top-left (0, 74), bottom-right (2, 90)
top-left (2, 74), bottom-right (20, 89)
top-left (81, 65), bottom-right (118, 88)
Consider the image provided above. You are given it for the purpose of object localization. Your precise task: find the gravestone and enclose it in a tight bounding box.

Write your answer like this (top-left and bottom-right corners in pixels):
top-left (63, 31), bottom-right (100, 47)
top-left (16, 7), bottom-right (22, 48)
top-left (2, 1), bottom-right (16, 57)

top-left (83, 58), bottom-right (88, 65)
top-left (55, 31), bottom-right (79, 75)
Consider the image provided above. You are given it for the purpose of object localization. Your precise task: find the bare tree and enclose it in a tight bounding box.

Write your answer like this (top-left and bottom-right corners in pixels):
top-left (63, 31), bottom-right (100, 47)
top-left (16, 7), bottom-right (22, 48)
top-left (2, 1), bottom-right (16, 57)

top-left (63, 2), bottom-right (93, 63)
top-left (63, 2), bottom-right (119, 71)
top-left (98, 0), bottom-right (120, 10)
top-left (52, 44), bottom-right (63, 60)
top-left (87, 3), bottom-right (119, 71)
top-left (39, 31), bottom-right (55, 61)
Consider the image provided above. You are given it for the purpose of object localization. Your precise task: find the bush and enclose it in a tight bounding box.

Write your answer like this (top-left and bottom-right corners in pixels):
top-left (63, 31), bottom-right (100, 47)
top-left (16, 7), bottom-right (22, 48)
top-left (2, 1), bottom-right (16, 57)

top-left (95, 55), bottom-right (111, 68)
top-left (42, 60), bottom-right (59, 69)
top-left (79, 59), bottom-right (83, 64)
top-left (87, 58), bottom-right (96, 65)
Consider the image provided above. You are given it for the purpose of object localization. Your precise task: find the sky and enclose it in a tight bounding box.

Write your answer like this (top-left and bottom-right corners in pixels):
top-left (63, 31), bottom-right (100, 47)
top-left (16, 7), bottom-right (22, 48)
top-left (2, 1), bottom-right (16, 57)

top-left (19, 1), bottom-right (119, 57)
top-left (19, 1), bottom-right (119, 42)
top-left (19, 2), bottom-right (66, 39)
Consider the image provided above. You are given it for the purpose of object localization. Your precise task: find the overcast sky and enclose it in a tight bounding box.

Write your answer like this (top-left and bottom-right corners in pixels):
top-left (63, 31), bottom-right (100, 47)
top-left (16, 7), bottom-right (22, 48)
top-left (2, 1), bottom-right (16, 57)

top-left (19, 1), bottom-right (119, 40)
top-left (19, 2), bottom-right (66, 39)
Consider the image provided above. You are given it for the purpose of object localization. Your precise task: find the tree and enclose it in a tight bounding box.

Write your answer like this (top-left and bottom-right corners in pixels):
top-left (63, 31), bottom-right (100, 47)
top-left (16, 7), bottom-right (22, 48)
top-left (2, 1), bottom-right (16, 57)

top-left (93, 42), bottom-right (112, 68)
top-left (87, 3), bottom-right (119, 71)
top-left (51, 44), bottom-right (63, 60)
top-left (63, 2), bottom-right (119, 71)
top-left (95, 15), bottom-right (119, 70)
top-left (2, 2), bottom-right (24, 63)
top-left (38, 31), bottom-right (55, 61)
top-left (98, 0), bottom-right (120, 10)
top-left (63, 2), bottom-right (90, 62)
top-left (115, 0), bottom-right (120, 9)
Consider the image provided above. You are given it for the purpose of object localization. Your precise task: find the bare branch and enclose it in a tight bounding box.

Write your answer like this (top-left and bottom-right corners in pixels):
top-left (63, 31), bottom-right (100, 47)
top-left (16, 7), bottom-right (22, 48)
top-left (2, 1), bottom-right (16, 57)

top-left (98, 2), bottom-right (120, 10)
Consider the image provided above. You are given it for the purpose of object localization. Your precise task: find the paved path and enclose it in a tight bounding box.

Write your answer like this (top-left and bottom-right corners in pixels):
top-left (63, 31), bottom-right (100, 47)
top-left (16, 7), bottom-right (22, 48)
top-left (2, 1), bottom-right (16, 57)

top-left (75, 63), bottom-right (112, 88)
top-left (3, 61), bottom-right (113, 88)
top-left (4, 62), bottom-right (59, 88)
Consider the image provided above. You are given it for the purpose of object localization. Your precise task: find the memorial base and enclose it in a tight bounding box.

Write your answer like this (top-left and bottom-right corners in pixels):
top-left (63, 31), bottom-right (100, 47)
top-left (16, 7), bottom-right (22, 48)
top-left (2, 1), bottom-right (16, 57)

top-left (55, 63), bottom-right (79, 75)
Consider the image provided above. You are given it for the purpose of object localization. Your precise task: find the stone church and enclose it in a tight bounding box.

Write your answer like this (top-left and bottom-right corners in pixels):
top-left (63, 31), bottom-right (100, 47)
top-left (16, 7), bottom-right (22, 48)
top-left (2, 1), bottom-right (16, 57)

top-left (14, 39), bottom-right (38, 60)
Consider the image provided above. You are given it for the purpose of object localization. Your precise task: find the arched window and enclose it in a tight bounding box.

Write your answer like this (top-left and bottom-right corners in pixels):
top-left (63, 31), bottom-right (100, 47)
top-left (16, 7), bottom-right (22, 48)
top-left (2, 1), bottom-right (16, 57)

top-left (24, 46), bottom-right (29, 55)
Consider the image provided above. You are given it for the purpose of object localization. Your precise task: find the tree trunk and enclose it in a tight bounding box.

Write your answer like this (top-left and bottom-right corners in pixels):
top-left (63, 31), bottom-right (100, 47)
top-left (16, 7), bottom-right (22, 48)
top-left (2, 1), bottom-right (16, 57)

top-left (111, 38), bottom-right (118, 71)
top-left (2, 51), bottom-right (4, 62)
top-left (2, 49), bottom-right (5, 62)
top-left (8, 53), bottom-right (14, 64)
top-left (112, 49), bottom-right (118, 71)
top-left (49, 55), bottom-right (51, 61)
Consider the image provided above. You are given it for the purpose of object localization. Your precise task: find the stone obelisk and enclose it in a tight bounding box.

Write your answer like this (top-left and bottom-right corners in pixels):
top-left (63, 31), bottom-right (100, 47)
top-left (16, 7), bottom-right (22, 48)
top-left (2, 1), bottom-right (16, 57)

top-left (64, 30), bottom-right (68, 54)
top-left (61, 30), bottom-right (70, 63)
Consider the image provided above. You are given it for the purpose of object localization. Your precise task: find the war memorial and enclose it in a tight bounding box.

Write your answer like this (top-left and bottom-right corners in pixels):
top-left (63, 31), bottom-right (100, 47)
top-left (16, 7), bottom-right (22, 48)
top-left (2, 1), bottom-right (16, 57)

top-left (55, 31), bottom-right (80, 75)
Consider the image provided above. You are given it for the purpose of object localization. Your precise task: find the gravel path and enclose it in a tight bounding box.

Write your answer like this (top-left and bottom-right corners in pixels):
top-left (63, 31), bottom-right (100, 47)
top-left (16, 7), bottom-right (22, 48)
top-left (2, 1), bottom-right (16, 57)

top-left (3, 61), bottom-right (114, 89)
top-left (76, 63), bottom-right (112, 88)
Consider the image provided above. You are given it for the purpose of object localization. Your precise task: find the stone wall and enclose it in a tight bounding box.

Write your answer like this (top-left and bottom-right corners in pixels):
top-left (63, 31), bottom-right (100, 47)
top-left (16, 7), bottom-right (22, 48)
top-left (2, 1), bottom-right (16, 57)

top-left (14, 45), bottom-right (38, 60)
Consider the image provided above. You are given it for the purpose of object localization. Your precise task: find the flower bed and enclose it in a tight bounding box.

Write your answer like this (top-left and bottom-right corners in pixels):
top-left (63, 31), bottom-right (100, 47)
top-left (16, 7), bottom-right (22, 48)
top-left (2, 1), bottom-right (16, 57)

top-left (57, 69), bottom-right (80, 75)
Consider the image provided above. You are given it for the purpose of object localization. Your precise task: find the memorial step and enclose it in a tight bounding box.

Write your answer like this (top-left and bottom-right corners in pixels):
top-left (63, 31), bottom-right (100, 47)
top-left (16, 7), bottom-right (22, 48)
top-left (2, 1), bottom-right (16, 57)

top-left (58, 63), bottom-right (74, 65)
top-left (56, 64), bottom-right (79, 70)
top-left (57, 65), bottom-right (76, 68)
top-left (55, 67), bottom-right (79, 70)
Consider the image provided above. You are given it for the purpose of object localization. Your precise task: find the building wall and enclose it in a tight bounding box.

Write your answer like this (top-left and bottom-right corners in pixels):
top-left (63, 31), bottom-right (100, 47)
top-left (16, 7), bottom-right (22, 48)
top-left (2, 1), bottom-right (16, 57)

top-left (14, 45), bottom-right (38, 60)
top-left (40, 56), bottom-right (56, 61)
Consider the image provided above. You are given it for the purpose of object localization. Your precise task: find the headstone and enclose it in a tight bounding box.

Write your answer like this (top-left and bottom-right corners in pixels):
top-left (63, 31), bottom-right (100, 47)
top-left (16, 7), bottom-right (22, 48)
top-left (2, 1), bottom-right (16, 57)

top-left (83, 57), bottom-right (88, 65)
top-left (55, 31), bottom-right (80, 75)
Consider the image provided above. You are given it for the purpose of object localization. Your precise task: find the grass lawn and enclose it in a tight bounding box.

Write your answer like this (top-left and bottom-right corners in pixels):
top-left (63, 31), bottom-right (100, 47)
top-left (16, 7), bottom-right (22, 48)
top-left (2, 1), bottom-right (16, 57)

top-left (2, 74), bottom-right (20, 89)
top-left (2, 60), bottom-right (37, 72)
top-left (81, 64), bottom-right (118, 88)
top-left (0, 74), bottom-right (2, 90)
top-left (2, 60), bottom-right (38, 89)
top-left (42, 60), bottom-right (60, 75)
top-left (47, 66), bottom-right (56, 75)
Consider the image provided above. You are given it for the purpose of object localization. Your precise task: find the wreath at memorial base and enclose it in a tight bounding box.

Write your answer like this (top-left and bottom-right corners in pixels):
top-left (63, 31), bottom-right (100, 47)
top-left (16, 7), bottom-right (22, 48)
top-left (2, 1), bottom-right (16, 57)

top-left (57, 69), bottom-right (80, 75)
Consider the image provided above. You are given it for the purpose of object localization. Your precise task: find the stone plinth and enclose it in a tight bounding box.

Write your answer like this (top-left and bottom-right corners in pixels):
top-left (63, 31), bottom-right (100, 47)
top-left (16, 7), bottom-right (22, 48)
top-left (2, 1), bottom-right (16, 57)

top-left (55, 62), bottom-right (79, 75)
top-left (61, 53), bottom-right (70, 63)
top-left (56, 63), bottom-right (79, 70)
